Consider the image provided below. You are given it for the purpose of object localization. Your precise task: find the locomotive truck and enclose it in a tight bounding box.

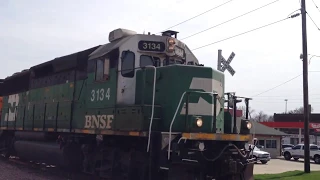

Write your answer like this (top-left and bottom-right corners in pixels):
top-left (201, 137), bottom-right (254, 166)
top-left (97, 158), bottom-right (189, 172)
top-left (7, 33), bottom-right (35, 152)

top-left (0, 28), bottom-right (255, 180)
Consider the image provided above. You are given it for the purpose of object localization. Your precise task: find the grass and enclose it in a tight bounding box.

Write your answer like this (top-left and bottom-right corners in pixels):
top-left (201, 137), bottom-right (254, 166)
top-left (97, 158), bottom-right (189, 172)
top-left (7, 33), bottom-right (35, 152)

top-left (254, 170), bottom-right (320, 180)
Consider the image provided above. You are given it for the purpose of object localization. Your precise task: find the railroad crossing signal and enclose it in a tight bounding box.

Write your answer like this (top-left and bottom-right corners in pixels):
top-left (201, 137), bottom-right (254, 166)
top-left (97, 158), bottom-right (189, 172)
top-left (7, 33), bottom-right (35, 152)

top-left (217, 50), bottom-right (236, 76)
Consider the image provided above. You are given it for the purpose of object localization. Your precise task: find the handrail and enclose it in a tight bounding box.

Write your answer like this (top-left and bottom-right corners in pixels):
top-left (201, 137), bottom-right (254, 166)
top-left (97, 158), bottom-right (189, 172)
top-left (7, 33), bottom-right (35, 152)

top-left (145, 65), bottom-right (157, 152)
top-left (168, 91), bottom-right (219, 160)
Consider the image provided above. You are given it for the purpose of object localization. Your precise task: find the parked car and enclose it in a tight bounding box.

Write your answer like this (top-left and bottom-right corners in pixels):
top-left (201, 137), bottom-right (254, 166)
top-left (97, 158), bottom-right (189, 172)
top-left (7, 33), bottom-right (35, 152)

top-left (281, 144), bottom-right (294, 155)
top-left (282, 144), bottom-right (294, 149)
top-left (255, 145), bottom-right (265, 149)
top-left (282, 143), bottom-right (320, 164)
top-left (246, 144), bottom-right (271, 164)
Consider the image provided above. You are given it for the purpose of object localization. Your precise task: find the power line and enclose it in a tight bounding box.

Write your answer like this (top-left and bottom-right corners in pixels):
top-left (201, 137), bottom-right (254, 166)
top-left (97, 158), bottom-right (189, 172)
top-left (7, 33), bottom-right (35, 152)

top-left (191, 13), bottom-right (300, 51)
top-left (255, 94), bottom-right (320, 98)
top-left (311, 0), bottom-right (320, 13)
top-left (253, 101), bottom-right (320, 103)
top-left (251, 71), bottom-right (320, 97)
top-left (160, 0), bottom-right (233, 33)
top-left (251, 74), bottom-right (302, 97)
top-left (255, 97), bottom-right (320, 100)
top-left (181, 0), bottom-right (281, 40)
top-left (306, 12), bottom-right (320, 30)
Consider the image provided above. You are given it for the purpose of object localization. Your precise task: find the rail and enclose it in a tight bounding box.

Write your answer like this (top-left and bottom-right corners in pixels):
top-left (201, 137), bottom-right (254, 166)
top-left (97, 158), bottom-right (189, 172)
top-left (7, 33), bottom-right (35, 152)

top-left (145, 65), bottom-right (157, 152)
top-left (168, 91), bottom-right (219, 160)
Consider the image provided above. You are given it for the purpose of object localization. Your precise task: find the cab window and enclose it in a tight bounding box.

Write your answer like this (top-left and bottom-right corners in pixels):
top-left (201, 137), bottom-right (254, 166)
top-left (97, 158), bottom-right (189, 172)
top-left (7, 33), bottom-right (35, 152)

top-left (95, 58), bottom-right (110, 81)
top-left (121, 51), bottom-right (135, 78)
top-left (140, 55), bottom-right (160, 67)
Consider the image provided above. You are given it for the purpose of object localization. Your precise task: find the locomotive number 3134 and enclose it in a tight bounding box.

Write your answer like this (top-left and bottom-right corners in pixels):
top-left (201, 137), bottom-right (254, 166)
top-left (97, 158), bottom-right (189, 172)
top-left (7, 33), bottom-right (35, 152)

top-left (138, 40), bottom-right (165, 52)
top-left (90, 88), bottom-right (111, 102)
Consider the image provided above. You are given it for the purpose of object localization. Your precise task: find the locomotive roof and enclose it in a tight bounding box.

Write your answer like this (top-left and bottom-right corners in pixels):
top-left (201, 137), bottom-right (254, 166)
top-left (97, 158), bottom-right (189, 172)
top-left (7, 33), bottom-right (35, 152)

top-left (4, 46), bottom-right (100, 81)
top-left (89, 35), bottom-right (133, 60)
top-left (5, 69), bottom-right (31, 80)
top-left (30, 45), bottom-right (101, 73)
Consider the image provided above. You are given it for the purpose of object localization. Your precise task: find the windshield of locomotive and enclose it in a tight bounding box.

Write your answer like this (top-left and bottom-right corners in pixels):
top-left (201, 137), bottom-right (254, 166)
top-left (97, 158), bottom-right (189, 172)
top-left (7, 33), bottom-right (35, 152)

top-left (140, 55), bottom-right (161, 67)
top-left (163, 59), bottom-right (184, 66)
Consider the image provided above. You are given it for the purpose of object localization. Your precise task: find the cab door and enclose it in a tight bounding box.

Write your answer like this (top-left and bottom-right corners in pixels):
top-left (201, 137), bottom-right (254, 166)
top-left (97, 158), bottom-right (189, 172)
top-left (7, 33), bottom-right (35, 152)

top-left (84, 50), bottom-right (119, 130)
top-left (116, 50), bottom-right (136, 105)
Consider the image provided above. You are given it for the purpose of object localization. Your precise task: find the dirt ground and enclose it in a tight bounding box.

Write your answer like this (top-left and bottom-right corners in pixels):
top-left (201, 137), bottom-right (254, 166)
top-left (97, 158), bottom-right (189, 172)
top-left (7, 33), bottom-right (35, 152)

top-left (2, 156), bottom-right (320, 179)
top-left (0, 159), bottom-right (63, 180)
top-left (0, 157), bottom-right (98, 180)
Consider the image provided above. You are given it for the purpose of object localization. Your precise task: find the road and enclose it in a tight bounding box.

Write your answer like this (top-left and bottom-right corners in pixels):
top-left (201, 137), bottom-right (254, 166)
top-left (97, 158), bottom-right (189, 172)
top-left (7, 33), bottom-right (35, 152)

top-left (254, 158), bottom-right (320, 174)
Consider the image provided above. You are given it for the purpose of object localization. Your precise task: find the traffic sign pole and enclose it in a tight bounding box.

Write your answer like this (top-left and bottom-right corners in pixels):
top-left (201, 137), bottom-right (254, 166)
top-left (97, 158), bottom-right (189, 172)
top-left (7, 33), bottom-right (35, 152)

top-left (217, 49), bottom-right (222, 71)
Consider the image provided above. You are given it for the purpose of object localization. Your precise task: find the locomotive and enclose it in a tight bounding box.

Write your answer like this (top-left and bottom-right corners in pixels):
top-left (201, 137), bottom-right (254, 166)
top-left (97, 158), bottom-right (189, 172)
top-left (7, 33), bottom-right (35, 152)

top-left (0, 28), bottom-right (255, 180)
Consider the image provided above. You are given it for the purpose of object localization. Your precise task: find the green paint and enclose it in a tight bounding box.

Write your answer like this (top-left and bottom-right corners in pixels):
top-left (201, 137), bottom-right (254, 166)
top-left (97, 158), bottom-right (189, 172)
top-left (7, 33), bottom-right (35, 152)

top-left (135, 65), bottom-right (225, 133)
top-left (1, 62), bottom-right (227, 135)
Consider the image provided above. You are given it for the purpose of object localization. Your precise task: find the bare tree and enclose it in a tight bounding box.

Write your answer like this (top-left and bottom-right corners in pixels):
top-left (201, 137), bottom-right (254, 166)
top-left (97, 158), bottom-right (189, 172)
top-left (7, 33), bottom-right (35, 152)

top-left (287, 106), bottom-right (314, 114)
top-left (252, 111), bottom-right (269, 122)
top-left (266, 115), bottom-right (274, 122)
top-left (238, 106), bottom-right (255, 119)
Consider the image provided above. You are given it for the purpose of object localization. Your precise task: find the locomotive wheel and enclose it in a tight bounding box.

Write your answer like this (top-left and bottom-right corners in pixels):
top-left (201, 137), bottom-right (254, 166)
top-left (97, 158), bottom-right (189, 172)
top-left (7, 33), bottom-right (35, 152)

top-left (112, 148), bottom-right (131, 180)
top-left (130, 150), bottom-right (149, 180)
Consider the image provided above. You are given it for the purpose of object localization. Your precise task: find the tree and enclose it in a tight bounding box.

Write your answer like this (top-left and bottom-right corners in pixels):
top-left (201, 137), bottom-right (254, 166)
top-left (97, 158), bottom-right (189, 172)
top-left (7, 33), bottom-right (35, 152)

top-left (238, 106), bottom-right (255, 119)
top-left (252, 111), bottom-right (269, 122)
top-left (266, 115), bottom-right (274, 122)
top-left (287, 106), bottom-right (314, 114)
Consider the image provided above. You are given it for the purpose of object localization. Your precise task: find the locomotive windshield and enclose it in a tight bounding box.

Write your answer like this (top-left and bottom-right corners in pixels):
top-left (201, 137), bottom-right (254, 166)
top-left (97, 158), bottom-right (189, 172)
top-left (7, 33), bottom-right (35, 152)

top-left (163, 59), bottom-right (184, 66)
top-left (140, 55), bottom-right (161, 67)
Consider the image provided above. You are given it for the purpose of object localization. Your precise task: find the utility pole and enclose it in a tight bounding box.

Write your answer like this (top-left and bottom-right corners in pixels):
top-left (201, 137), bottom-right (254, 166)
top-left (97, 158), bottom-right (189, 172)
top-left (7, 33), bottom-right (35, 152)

top-left (301, 0), bottom-right (310, 173)
top-left (284, 99), bottom-right (288, 113)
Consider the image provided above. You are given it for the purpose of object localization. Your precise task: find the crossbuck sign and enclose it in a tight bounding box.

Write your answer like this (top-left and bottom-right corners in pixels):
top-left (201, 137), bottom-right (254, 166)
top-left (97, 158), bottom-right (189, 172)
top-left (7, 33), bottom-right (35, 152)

top-left (218, 51), bottom-right (236, 76)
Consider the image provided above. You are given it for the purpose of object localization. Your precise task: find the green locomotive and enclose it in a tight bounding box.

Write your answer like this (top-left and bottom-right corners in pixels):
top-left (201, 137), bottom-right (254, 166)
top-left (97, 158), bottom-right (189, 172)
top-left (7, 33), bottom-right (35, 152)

top-left (0, 28), bottom-right (255, 180)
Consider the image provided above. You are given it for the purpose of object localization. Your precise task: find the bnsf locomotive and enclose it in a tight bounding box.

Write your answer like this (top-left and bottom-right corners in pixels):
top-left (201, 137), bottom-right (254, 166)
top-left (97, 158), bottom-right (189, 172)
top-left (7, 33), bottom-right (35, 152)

top-left (0, 29), bottom-right (255, 180)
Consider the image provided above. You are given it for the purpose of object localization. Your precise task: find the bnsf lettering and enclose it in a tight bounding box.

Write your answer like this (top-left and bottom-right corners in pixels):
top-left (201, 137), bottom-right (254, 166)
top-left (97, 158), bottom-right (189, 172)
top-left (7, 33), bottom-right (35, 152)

top-left (84, 115), bottom-right (113, 129)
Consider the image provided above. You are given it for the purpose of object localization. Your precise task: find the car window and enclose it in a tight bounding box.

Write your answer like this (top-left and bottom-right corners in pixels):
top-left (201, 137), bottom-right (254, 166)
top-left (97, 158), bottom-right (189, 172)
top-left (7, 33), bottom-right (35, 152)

top-left (282, 144), bottom-right (294, 148)
top-left (292, 145), bottom-right (301, 150)
top-left (311, 145), bottom-right (319, 150)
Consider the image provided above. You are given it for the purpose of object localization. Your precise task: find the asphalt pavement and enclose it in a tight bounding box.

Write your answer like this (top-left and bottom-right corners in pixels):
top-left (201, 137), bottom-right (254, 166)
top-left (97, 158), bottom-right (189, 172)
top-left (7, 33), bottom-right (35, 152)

top-left (254, 158), bottom-right (320, 174)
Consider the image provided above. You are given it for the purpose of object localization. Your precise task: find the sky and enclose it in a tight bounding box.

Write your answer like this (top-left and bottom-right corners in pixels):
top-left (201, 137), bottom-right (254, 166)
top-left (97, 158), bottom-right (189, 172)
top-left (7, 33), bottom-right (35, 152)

top-left (1, 0), bottom-right (320, 116)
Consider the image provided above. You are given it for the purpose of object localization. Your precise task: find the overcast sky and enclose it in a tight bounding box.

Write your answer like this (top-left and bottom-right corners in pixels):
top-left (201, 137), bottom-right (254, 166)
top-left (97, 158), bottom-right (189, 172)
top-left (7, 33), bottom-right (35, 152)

top-left (1, 0), bottom-right (320, 116)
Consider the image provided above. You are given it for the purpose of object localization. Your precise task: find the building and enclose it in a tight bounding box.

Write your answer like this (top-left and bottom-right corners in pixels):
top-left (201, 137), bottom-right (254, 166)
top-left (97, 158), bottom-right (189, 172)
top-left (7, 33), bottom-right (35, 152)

top-left (260, 113), bottom-right (320, 145)
top-left (250, 121), bottom-right (288, 158)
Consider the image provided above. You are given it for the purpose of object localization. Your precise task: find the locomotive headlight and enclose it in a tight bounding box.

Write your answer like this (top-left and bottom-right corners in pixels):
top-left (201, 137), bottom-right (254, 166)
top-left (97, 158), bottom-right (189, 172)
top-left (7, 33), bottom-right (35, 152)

top-left (246, 121), bottom-right (252, 130)
top-left (240, 119), bottom-right (252, 134)
top-left (168, 45), bottom-right (175, 52)
top-left (196, 118), bottom-right (203, 127)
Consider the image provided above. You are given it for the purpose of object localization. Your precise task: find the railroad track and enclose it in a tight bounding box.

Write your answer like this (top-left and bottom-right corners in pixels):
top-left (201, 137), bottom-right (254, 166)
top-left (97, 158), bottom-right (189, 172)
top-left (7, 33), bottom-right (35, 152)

top-left (0, 155), bottom-right (101, 180)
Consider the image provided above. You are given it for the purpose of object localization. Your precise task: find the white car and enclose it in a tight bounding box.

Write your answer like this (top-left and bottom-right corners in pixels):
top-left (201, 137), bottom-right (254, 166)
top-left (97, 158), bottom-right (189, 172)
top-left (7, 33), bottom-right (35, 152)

top-left (282, 143), bottom-right (320, 164)
top-left (246, 144), bottom-right (271, 164)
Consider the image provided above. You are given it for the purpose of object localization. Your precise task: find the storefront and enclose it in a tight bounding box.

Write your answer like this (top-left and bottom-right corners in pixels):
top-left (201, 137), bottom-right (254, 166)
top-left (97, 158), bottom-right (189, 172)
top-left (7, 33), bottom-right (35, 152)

top-left (260, 121), bottom-right (320, 145)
